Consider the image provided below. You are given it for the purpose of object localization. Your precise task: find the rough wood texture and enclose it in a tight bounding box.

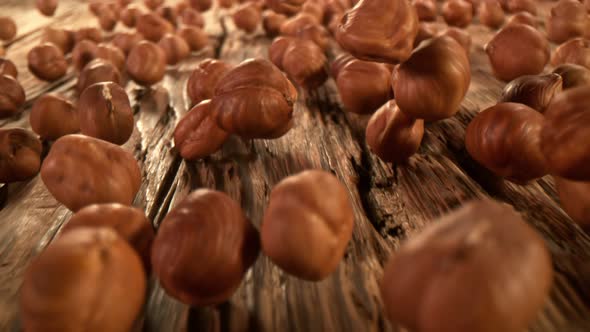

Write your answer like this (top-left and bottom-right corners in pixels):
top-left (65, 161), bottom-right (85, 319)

top-left (0, 1), bottom-right (589, 331)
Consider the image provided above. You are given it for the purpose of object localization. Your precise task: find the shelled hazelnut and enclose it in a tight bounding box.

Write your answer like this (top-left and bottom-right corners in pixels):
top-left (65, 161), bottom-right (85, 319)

top-left (158, 33), bottom-right (190, 65)
top-left (437, 27), bottom-right (472, 54)
top-left (62, 203), bottom-right (154, 269)
top-left (262, 10), bottom-right (287, 37)
top-left (442, 0), bottom-right (473, 27)
top-left (112, 32), bottom-right (144, 55)
top-left (41, 134), bottom-right (141, 211)
top-left (181, 8), bottom-right (205, 28)
top-left (381, 199), bottom-right (553, 332)
top-left (0, 58), bottom-right (17, 78)
top-left (145, 0), bottom-right (164, 10)
top-left (74, 27), bottom-right (102, 43)
top-left (211, 58), bottom-right (297, 139)
top-left (40, 28), bottom-right (75, 54)
top-left (269, 37), bottom-right (327, 89)
top-left (136, 13), bottom-right (174, 42)
top-left (265, 0), bottom-right (305, 15)
top-left (546, 0), bottom-right (590, 44)
top-left (552, 64), bottom-right (590, 89)
top-left (77, 59), bottom-right (122, 95)
top-left (366, 100), bottom-right (424, 164)
top-left (0, 75), bottom-right (25, 118)
top-left (555, 178), bottom-right (590, 228)
top-left (541, 85), bottom-right (590, 180)
top-left (178, 27), bottom-right (209, 52)
top-left (157, 5), bottom-right (178, 26)
top-left (479, 0), bottom-right (505, 29)
top-left (0, 17), bottom-right (17, 41)
top-left (506, 11), bottom-right (537, 27)
top-left (30, 94), bottom-right (79, 140)
top-left (393, 36), bottom-right (470, 121)
top-left (330, 53), bottom-right (355, 78)
top-left (187, 58), bottom-right (232, 106)
top-left (120, 5), bottom-right (142, 28)
top-left (499, 74), bottom-right (563, 112)
top-left (504, 0), bottom-right (536, 14)
top-left (336, 59), bottom-right (393, 114)
top-left (336, 0), bottom-right (419, 63)
top-left (485, 24), bottom-right (549, 81)
top-left (96, 44), bottom-right (125, 72)
top-left (72, 40), bottom-right (98, 71)
top-left (233, 2), bottom-right (262, 33)
top-left (262, 170), bottom-right (354, 281)
top-left (27, 43), bottom-right (68, 82)
top-left (551, 38), bottom-right (590, 70)
top-left (20, 228), bottom-right (146, 332)
top-left (152, 189), bottom-right (259, 306)
top-left (466, 102), bottom-right (547, 182)
top-left (126, 41), bottom-right (166, 86)
top-left (413, 0), bottom-right (438, 21)
top-left (190, 0), bottom-right (213, 11)
top-left (0, 128), bottom-right (42, 183)
top-left (78, 82), bottom-right (134, 145)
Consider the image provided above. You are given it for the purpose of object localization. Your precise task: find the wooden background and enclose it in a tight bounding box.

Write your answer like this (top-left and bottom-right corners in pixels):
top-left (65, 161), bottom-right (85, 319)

top-left (0, 0), bottom-right (589, 331)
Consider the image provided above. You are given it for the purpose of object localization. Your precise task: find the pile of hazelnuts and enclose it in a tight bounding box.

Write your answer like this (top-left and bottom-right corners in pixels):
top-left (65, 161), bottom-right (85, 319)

top-left (0, 0), bottom-right (589, 330)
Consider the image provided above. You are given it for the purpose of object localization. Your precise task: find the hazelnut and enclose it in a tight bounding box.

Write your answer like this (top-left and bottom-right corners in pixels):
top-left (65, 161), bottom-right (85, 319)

top-left (262, 170), bottom-right (354, 281)
top-left (466, 102), bottom-right (547, 182)
top-left (499, 73), bottom-right (563, 113)
top-left (504, 0), bottom-right (537, 14)
top-left (74, 27), bottom-right (102, 43)
top-left (294, 24), bottom-right (330, 50)
top-left (174, 100), bottom-right (229, 160)
top-left (120, 5), bottom-right (142, 28)
top-left (442, 0), bottom-right (473, 27)
top-left (485, 24), bottom-right (549, 82)
top-left (30, 94), bottom-right (79, 140)
top-left (262, 10), bottom-right (286, 37)
top-left (269, 37), bottom-right (328, 89)
top-left (541, 85), bottom-right (590, 180)
top-left (0, 17), bottom-right (17, 41)
top-left (157, 5), bottom-right (178, 26)
top-left (178, 27), bottom-right (209, 52)
top-left (546, 0), bottom-right (589, 43)
top-left (0, 58), bottom-right (17, 78)
top-left (218, 0), bottom-right (234, 8)
top-left (187, 58), bottom-right (233, 106)
top-left (0, 128), bottom-right (42, 183)
top-left (437, 27), bottom-right (472, 54)
top-left (158, 33), bottom-right (191, 65)
top-left (144, 0), bottom-right (164, 10)
top-left (280, 13), bottom-right (318, 36)
top-left (366, 100), bottom-right (424, 164)
top-left (413, 0), bottom-right (438, 21)
top-left (551, 38), bottom-right (590, 70)
top-left (552, 63), bottom-right (590, 89)
top-left (211, 58), bottom-right (297, 139)
top-left (176, 1), bottom-right (190, 13)
top-left (62, 203), bottom-right (155, 269)
top-left (381, 199), bottom-right (553, 332)
top-left (393, 36), bottom-right (470, 121)
top-left (71, 40), bottom-right (99, 71)
top-left (330, 53), bottom-right (355, 78)
top-left (555, 177), bottom-right (590, 228)
top-left (20, 228), bottom-right (146, 332)
top-left (136, 13), bottom-right (174, 42)
top-left (0, 75), bottom-right (26, 118)
top-left (27, 43), bottom-right (68, 82)
top-left (336, 59), bottom-right (393, 114)
top-left (96, 44), bottom-right (126, 72)
top-left (181, 8), bottom-right (205, 28)
top-left (413, 22), bottom-right (441, 47)
top-left (301, 0), bottom-right (325, 22)
top-left (126, 41), bottom-right (167, 86)
top-left (97, 7), bottom-right (119, 32)
top-left (111, 32), bottom-right (144, 55)
top-left (265, 0), bottom-right (305, 15)
top-left (464, 0), bottom-right (481, 13)
top-left (478, 0), bottom-right (505, 29)
top-left (77, 59), bottom-right (122, 95)
top-left (151, 189), bottom-right (259, 306)
top-left (189, 0), bottom-right (213, 11)
top-left (78, 82), bottom-right (134, 145)
top-left (40, 27), bottom-right (75, 54)
top-left (232, 2), bottom-right (262, 33)
top-left (335, 0), bottom-right (419, 63)
top-left (505, 11), bottom-right (537, 27)
top-left (41, 134), bottom-right (141, 211)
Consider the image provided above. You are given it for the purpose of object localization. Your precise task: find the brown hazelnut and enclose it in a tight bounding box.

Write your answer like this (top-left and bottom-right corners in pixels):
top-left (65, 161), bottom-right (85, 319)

top-left (552, 63), bottom-right (590, 89)
top-left (20, 228), bottom-right (146, 332)
top-left (504, 0), bottom-right (537, 14)
top-left (189, 0), bottom-right (213, 11)
top-left (505, 11), bottom-right (537, 27)
top-left (269, 37), bottom-right (328, 89)
top-left (211, 58), bottom-right (297, 139)
top-left (551, 38), bottom-right (590, 70)
top-left (301, 0), bottom-right (325, 22)
top-left (464, 0), bottom-right (481, 13)
top-left (381, 199), bottom-right (553, 332)
top-left (280, 13), bottom-right (318, 36)
top-left (41, 134), bottom-right (141, 211)
top-left (144, 0), bottom-right (164, 10)
top-left (466, 102), bottom-right (547, 182)
top-left (330, 53), bottom-right (355, 78)
top-left (28, 43), bottom-right (68, 82)
top-left (262, 170), bottom-right (354, 281)
top-left (232, 2), bottom-right (262, 33)
top-left (0, 75), bottom-right (26, 118)
top-left (413, 22), bottom-right (442, 47)
top-left (78, 82), bottom-right (134, 145)
top-left (74, 27), bottom-right (102, 43)
top-left (437, 27), bottom-right (472, 54)
top-left (336, 0), bottom-right (419, 63)
top-left (62, 203), bottom-right (154, 269)
top-left (77, 59), bottom-right (122, 95)
top-left (541, 85), bottom-right (590, 180)
top-left (176, 1), bottom-right (190, 13)
top-left (262, 10), bottom-right (286, 37)
top-left (151, 189), bottom-right (259, 306)
top-left (181, 8), bottom-right (205, 28)
top-left (157, 5), bottom-right (178, 26)
top-left (174, 100), bottom-right (229, 160)
top-left (120, 5), bottom-right (142, 28)
top-left (40, 27), bottom-right (75, 54)
top-left (293, 24), bottom-right (330, 50)
top-left (0, 17), bottom-right (17, 41)
top-left (393, 36), bottom-right (470, 121)
top-left (499, 73), bottom-right (563, 113)
top-left (546, 0), bottom-right (589, 43)
top-left (442, 0), bottom-right (473, 27)
top-left (187, 58), bottom-right (232, 106)
top-left (0, 128), bottom-right (42, 183)
top-left (0, 58), bottom-right (17, 78)
top-left (72, 40), bottom-right (99, 71)
top-left (111, 32), bottom-right (144, 55)
top-left (265, 0), bottom-right (305, 15)
top-left (178, 27), bottom-right (209, 52)
top-left (218, 0), bottom-right (234, 8)
top-left (88, 0), bottom-right (120, 15)
top-left (97, 7), bottom-right (119, 32)
top-left (413, 0), bottom-right (438, 21)
top-left (96, 44), bottom-right (126, 72)
top-left (30, 94), bottom-right (79, 140)
top-left (136, 13), bottom-right (174, 42)
top-left (485, 24), bottom-right (549, 82)
top-left (478, 0), bottom-right (505, 29)
top-left (336, 59), bottom-right (393, 114)
top-left (158, 33), bottom-right (191, 65)
top-left (366, 100), bottom-right (424, 164)
top-left (126, 41), bottom-right (167, 86)
top-left (555, 177), bottom-right (590, 228)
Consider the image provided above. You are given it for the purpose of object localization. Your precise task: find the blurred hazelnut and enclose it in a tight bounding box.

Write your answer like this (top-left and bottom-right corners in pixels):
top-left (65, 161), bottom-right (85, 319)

top-left (0, 58), bottom-right (17, 78)
top-left (336, 59), bottom-right (393, 114)
top-left (262, 11), bottom-right (286, 37)
top-left (77, 59), bottom-right (122, 95)
top-left (506, 11), bottom-right (537, 27)
top-left (541, 85), bottom-right (590, 180)
top-left (27, 43), bottom-right (68, 81)
top-left (40, 27), bottom-right (75, 54)
top-left (269, 37), bottom-right (327, 89)
top-left (36, 0), bottom-right (58, 16)
top-left (551, 38), bottom-right (590, 70)
top-left (294, 24), bottom-right (330, 50)
top-left (413, 0), bottom-right (438, 21)
top-left (466, 102), bottom-right (547, 182)
top-left (30, 94), bottom-right (79, 140)
top-left (41, 134), bottom-right (141, 211)
top-left (176, 1), bottom-right (190, 13)
top-left (366, 100), bottom-right (424, 164)
top-left (144, 0), bottom-right (164, 10)
top-left (464, 0), bottom-right (481, 13)
top-left (78, 82), bottom-right (134, 145)
top-left (136, 13), bottom-right (174, 42)
top-left (111, 32), bottom-right (144, 55)
top-left (413, 22), bottom-right (441, 47)
top-left (301, 0), bottom-right (325, 21)
top-left (479, 0), bottom-right (505, 29)
top-left (265, 0), bottom-right (305, 15)
top-left (20, 228), bottom-right (146, 332)
top-left (546, 0), bottom-right (589, 43)
top-left (158, 33), bottom-right (190, 65)
top-left (218, 0), bottom-right (234, 8)
top-left (126, 41), bottom-right (167, 86)
top-left (72, 40), bottom-right (98, 71)
top-left (262, 170), bottom-right (354, 281)
top-left (178, 27), bottom-right (209, 52)
top-left (280, 13), bottom-right (318, 36)
top-left (555, 177), bottom-right (590, 228)
top-left (187, 58), bottom-right (232, 106)
top-left (336, 0), bottom-right (419, 63)
top-left (189, 0), bottom-right (213, 11)
top-left (504, 0), bottom-right (536, 14)
top-left (74, 27), bottom-right (102, 43)
top-left (232, 2), bottom-right (262, 33)
top-left (437, 27), bottom-right (472, 54)
top-left (485, 24), bottom-right (549, 81)
top-left (393, 36), bottom-right (470, 121)
top-left (442, 0), bottom-right (473, 27)
top-left (120, 5), bottom-right (142, 28)
top-left (181, 8), bottom-right (205, 28)
top-left (0, 128), bottom-right (42, 183)
top-left (152, 189), bottom-right (259, 305)
top-left (96, 44), bottom-right (126, 72)
top-left (330, 53), bottom-right (355, 78)
top-left (157, 5), bottom-right (178, 26)
top-left (97, 8), bottom-right (119, 32)
top-left (0, 17), bottom-right (17, 41)
top-left (552, 63), bottom-right (590, 89)
top-left (381, 199), bottom-right (553, 332)
top-left (0, 75), bottom-right (25, 118)
top-left (499, 73), bottom-right (563, 112)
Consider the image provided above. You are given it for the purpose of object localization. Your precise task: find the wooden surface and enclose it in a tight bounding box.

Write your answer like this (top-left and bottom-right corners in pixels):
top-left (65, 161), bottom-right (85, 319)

top-left (1, 0), bottom-right (589, 331)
